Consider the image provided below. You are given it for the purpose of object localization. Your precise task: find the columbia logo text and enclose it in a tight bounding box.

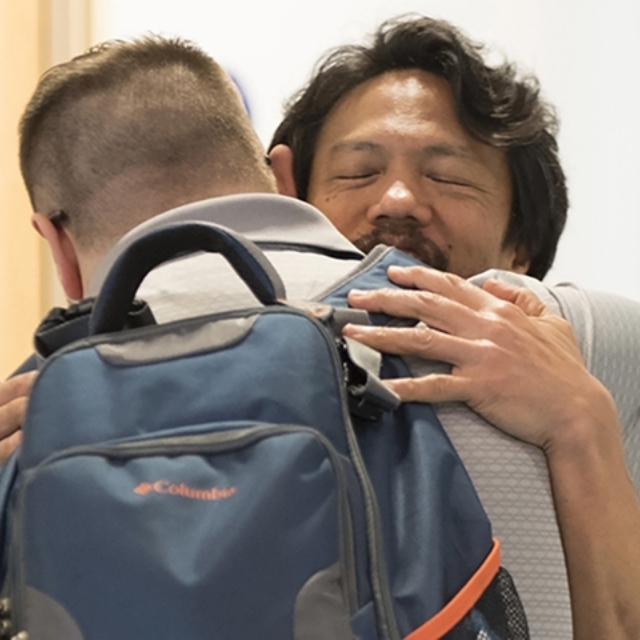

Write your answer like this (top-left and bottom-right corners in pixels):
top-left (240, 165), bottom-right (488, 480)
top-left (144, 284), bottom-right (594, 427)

top-left (134, 481), bottom-right (237, 501)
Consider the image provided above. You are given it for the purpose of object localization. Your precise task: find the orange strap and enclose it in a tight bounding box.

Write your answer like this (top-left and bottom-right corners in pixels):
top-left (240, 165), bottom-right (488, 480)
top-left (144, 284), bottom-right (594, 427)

top-left (405, 539), bottom-right (502, 640)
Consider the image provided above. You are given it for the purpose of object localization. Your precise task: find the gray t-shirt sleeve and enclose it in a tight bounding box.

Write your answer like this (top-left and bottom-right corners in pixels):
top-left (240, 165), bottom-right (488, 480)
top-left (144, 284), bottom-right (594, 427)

top-left (429, 270), bottom-right (640, 638)
top-left (551, 284), bottom-right (640, 488)
top-left (471, 270), bottom-right (640, 492)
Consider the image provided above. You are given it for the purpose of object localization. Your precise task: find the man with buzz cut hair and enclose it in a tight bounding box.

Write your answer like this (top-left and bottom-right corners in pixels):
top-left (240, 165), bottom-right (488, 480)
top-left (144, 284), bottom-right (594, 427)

top-left (267, 15), bottom-right (640, 639)
top-left (1, 28), bottom-right (639, 640)
top-left (20, 37), bottom-right (276, 300)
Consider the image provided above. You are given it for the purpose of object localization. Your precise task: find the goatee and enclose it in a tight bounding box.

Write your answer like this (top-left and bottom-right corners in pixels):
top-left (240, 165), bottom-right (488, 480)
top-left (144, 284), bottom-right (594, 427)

top-left (353, 219), bottom-right (449, 271)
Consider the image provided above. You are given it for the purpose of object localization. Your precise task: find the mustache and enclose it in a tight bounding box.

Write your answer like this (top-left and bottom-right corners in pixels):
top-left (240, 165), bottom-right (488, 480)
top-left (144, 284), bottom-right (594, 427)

top-left (352, 219), bottom-right (449, 271)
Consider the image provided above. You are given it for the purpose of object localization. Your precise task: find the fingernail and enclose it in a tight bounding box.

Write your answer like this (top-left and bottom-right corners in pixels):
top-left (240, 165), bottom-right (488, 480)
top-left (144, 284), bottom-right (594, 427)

top-left (342, 323), bottom-right (371, 336)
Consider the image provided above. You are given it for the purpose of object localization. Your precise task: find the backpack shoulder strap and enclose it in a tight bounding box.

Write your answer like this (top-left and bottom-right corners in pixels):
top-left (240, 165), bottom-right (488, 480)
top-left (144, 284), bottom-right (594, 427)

top-left (318, 245), bottom-right (424, 323)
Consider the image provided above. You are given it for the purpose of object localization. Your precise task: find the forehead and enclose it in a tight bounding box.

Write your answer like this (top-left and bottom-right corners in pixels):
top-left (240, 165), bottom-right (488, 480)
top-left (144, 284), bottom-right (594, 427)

top-left (326, 70), bottom-right (458, 130)
top-left (313, 69), bottom-right (502, 169)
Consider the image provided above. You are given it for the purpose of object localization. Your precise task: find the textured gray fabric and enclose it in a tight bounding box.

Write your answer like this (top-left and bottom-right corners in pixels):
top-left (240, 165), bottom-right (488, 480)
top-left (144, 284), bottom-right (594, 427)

top-left (92, 195), bottom-right (640, 640)
top-left (471, 271), bottom-right (640, 497)
top-left (461, 270), bottom-right (640, 639)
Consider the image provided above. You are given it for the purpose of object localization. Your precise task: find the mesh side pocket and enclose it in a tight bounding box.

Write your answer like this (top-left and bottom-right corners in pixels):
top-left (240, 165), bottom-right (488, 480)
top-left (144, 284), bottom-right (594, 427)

top-left (443, 567), bottom-right (530, 640)
top-left (495, 567), bottom-right (529, 639)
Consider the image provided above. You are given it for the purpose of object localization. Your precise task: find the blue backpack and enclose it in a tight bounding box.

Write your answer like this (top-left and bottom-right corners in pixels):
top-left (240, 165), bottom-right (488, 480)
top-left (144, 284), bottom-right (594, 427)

top-left (0, 221), bottom-right (528, 640)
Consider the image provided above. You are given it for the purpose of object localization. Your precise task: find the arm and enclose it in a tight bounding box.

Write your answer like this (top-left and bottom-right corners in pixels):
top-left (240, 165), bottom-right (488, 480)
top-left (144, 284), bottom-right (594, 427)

top-left (0, 372), bottom-right (36, 464)
top-left (343, 266), bottom-right (640, 639)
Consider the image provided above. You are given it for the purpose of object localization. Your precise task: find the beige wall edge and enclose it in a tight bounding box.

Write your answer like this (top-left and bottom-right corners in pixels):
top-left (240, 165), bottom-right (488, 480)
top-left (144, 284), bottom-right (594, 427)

top-left (0, 0), bottom-right (92, 378)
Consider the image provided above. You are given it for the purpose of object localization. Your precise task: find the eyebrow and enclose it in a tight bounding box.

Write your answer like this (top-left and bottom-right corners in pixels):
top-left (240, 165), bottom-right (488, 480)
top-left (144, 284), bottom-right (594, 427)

top-left (418, 143), bottom-right (479, 163)
top-left (328, 140), bottom-right (481, 165)
top-left (328, 140), bottom-right (384, 156)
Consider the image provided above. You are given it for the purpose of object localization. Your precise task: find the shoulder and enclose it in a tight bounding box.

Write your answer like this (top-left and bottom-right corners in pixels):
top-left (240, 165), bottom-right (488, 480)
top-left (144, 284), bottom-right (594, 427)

top-left (470, 270), bottom-right (640, 364)
top-left (472, 269), bottom-right (640, 496)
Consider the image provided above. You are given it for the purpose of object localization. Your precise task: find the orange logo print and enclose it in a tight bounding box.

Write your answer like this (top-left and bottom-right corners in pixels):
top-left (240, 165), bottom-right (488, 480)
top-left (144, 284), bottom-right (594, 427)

top-left (134, 480), bottom-right (237, 501)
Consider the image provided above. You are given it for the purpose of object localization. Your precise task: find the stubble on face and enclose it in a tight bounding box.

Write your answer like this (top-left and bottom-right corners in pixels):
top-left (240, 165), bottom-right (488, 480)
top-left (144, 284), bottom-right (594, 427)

top-left (352, 218), bottom-right (449, 271)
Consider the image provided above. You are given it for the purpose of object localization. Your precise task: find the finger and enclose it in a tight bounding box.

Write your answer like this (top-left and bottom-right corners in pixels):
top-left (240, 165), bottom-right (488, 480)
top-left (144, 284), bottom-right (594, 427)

top-left (0, 429), bottom-right (22, 465)
top-left (386, 265), bottom-right (493, 311)
top-left (347, 283), bottom-right (528, 343)
top-left (347, 287), bottom-right (438, 320)
top-left (347, 287), bottom-right (480, 337)
top-left (0, 397), bottom-right (28, 438)
top-left (0, 372), bottom-right (37, 405)
top-left (342, 323), bottom-right (474, 366)
top-left (385, 374), bottom-right (471, 404)
top-left (482, 279), bottom-right (548, 318)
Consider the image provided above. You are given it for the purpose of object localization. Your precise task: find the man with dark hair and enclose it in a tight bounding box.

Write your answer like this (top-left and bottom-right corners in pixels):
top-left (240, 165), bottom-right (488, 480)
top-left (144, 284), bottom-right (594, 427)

top-left (1, 28), bottom-right (639, 639)
top-left (266, 15), bottom-right (640, 638)
top-left (269, 15), bottom-right (566, 282)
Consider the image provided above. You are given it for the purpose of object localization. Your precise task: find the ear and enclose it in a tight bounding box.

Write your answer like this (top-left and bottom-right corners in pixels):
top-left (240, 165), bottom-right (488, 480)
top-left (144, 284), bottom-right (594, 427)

top-left (509, 243), bottom-right (531, 275)
top-left (31, 213), bottom-right (84, 301)
top-left (268, 144), bottom-right (298, 197)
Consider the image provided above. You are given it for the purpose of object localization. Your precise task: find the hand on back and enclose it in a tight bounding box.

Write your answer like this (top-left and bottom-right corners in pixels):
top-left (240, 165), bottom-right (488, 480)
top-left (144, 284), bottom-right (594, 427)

top-left (343, 266), bottom-right (615, 454)
top-left (0, 372), bottom-right (36, 464)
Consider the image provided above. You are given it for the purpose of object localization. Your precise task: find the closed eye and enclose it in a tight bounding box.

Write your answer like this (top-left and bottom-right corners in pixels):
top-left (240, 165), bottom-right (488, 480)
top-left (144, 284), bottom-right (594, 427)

top-left (336, 171), bottom-right (379, 180)
top-left (427, 174), bottom-right (473, 188)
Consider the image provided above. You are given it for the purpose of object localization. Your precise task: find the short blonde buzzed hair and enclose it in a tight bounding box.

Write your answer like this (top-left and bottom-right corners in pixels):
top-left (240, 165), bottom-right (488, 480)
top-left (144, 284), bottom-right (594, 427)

top-left (20, 36), bottom-right (271, 249)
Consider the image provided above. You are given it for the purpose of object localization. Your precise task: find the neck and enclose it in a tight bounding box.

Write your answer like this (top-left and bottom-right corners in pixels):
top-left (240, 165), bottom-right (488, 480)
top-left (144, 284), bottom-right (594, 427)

top-left (78, 183), bottom-right (279, 298)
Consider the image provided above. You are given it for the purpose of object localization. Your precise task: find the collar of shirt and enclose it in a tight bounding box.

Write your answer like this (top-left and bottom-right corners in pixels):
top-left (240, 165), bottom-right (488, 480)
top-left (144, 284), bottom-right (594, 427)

top-left (88, 193), bottom-right (362, 296)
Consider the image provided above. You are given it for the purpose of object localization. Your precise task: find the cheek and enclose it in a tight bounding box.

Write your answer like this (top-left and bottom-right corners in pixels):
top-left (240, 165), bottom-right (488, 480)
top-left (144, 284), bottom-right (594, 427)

top-left (446, 201), bottom-right (509, 247)
top-left (309, 195), bottom-right (369, 239)
top-left (444, 215), bottom-right (508, 271)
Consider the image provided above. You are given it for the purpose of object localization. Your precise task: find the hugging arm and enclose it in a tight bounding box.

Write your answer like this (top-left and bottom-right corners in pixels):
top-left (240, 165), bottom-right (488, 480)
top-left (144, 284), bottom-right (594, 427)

top-left (0, 372), bottom-right (36, 464)
top-left (344, 267), bottom-right (640, 640)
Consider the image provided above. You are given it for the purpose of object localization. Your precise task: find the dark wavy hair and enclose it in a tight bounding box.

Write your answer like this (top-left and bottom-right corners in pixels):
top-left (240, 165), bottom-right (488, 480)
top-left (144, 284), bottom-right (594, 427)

top-left (270, 15), bottom-right (568, 279)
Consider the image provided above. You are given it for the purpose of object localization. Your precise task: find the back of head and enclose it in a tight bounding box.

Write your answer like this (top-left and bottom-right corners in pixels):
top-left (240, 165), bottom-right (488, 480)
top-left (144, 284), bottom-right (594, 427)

top-left (270, 15), bottom-right (568, 280)
top-left (20, 36), bottom-right (273, 253)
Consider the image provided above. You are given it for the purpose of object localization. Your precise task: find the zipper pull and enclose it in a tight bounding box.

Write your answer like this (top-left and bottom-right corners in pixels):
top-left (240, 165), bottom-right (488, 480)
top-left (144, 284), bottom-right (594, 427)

top-left (0, 598), bottom-right (11, 640)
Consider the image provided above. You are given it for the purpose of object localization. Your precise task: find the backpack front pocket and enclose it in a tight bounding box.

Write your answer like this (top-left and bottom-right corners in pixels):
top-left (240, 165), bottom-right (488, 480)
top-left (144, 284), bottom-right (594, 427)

top-left (14, 424), bottom-right (359, 640)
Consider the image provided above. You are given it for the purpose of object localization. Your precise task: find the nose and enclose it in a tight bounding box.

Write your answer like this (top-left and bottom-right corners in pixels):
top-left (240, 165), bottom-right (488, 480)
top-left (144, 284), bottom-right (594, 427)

top-left (367, 179), bottom-right (432, 225)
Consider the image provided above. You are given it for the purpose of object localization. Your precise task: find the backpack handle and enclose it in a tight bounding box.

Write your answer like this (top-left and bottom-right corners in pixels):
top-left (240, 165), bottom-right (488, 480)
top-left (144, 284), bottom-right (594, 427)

top-left (89, 222), bottom-right (286, 336)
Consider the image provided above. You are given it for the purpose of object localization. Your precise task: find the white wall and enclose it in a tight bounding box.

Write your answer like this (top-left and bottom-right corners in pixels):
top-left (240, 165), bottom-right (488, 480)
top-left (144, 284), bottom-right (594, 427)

top-left (92, 0), bottom-right (640, 300)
